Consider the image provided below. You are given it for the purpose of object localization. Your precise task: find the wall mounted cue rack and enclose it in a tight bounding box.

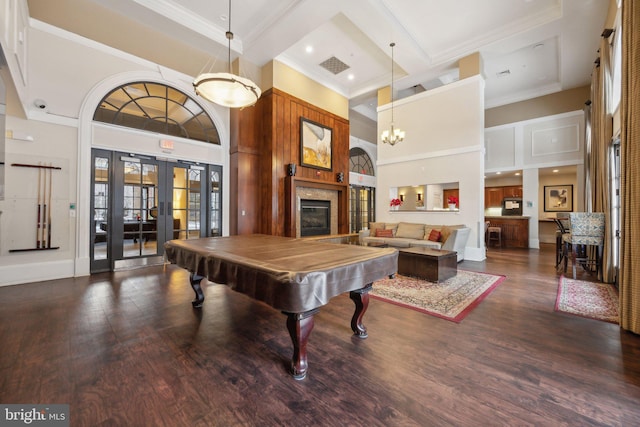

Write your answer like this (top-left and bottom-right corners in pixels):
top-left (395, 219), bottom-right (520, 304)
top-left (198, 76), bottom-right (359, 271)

top-left (9, 162), bottom-right (63, 252)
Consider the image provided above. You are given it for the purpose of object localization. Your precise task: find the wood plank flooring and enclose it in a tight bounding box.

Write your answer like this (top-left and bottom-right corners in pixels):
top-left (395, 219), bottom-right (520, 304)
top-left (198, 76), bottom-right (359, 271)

top-left (1, 244), bottom-right (639, 426)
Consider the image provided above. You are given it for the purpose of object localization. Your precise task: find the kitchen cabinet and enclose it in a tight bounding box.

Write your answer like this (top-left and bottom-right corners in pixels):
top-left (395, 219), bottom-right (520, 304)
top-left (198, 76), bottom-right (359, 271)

top-left (485, 187), bottom-right (504, 208)
top-left (502, 186), bottom-right (523, 198)
top-left (484, 186), bottom-right (523, 208)
top-left (485, 216), bottom-right (529, 248)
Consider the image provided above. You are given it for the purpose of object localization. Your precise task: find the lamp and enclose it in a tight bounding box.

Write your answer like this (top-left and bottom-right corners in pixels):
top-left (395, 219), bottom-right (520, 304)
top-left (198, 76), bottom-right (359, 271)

top-left (417, 193), bottom-right (422, 201)
top-left (400, 194), bottom-right (404, 202)
top-left (381, 42), bottom-right (405, 145)
top-left (193, 0), bottom-right (261, 108)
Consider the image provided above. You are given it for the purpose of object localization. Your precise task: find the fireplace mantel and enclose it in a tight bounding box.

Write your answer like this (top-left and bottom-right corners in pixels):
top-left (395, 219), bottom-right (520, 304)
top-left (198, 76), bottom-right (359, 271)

top-left (285, 176), bottom-right (349, 237)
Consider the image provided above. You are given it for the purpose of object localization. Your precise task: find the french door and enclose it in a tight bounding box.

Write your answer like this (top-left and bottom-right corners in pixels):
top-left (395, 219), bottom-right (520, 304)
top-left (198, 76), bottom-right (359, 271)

top-left (349, 185), bottom-right (375, 233)
top-left (90, 149), bottom-right (222, 272)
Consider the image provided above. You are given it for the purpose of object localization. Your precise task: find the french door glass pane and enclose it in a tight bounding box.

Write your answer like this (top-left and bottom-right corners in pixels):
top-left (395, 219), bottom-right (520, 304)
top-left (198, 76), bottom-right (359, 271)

top-left (123, 161), bottom-right (158, 258)
top-left (210, 170), bottom-right (221, 236)
top-left (93, 157), bottom-right (109, 260)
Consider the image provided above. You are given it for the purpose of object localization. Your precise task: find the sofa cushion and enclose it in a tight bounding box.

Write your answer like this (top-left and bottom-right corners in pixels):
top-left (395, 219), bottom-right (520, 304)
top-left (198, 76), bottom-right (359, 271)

top-left (369, 222), bottom-right (385, 235)
top-left (385, 223), bottom-right (399, 236)
top-left (409, 240), bottom-right (442, 249)
top-left (441, 224), bottom-right (465, 243)
top-left (395, 222), bottom-right (425, 239)
top-left (428, 229), bottom-right (442, 242)
top-left (375, 229), bottom-right (394, 237)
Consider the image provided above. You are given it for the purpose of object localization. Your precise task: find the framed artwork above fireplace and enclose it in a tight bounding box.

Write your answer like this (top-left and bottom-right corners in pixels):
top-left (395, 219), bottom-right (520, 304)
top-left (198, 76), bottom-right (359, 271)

top-left (300, 117), bottom-right (332, 171)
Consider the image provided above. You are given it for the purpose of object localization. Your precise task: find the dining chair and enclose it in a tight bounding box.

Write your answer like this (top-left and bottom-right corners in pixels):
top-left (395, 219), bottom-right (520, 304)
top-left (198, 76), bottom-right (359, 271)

top-left (561, 212), bottom-right (605, 280)
top-left (553, 214), bottom-right (570, 268)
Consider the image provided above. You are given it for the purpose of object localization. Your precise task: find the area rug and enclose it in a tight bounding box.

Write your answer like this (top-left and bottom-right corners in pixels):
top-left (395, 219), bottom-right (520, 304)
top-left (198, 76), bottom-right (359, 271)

top-left (555, 276), bottom-right (619, 324)
top-left (370, 270), bottom-right (506, 323)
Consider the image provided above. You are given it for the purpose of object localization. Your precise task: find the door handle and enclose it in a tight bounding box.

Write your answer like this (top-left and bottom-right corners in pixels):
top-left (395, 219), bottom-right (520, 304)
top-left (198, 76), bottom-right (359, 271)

top-left (168, 202), bottom-right (173, 215)
top-left (159, 202), bottom-right (164, 216)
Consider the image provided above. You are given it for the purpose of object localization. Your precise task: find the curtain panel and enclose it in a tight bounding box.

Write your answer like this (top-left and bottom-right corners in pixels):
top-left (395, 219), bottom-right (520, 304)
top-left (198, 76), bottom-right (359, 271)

top-left (619, 0), bottom-right (640, 333)
top-left (596, 36), bottom-right (615, 284)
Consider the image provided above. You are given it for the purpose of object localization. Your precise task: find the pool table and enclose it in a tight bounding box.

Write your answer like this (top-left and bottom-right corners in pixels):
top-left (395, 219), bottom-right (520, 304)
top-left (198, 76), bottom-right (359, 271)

top-left (164, 234), bottom-right (397, 379)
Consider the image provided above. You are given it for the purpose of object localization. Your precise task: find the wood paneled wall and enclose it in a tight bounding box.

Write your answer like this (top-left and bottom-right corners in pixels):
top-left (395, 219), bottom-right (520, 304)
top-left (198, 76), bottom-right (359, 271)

top-left (230, 88), bottom-right (350, 236)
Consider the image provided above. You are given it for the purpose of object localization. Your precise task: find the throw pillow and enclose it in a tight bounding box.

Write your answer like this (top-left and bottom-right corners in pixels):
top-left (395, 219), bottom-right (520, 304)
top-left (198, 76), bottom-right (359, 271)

top-left (385, 223), bottom-right (399, 236)
top-left (395, 222), bottom-right (425, 239)
top-left (376, 229), bottom-right (394, 238)
top-left (369, 222), bottom-right (385, 235)
top-left (428, 229), bottom-right (442, 242)
top-left (441, 224), bottom-right (465, 243)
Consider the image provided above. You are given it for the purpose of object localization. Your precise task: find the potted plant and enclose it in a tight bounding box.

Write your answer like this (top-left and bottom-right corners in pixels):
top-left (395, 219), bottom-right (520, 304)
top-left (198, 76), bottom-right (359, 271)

top-left (390, 198), bottom-right (402, 210)
top-left (447, 195), bottom-right (459, 210)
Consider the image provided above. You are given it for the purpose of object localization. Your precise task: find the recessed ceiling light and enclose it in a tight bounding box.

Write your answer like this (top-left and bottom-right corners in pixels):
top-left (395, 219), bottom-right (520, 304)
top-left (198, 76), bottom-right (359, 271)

top-left (305, 46), bottom-right (313, 53)
top-left (496, 171), bottom-right (502, 175)
top-left (515, 172), bottom-right (521, 176)
top-left (553, 169), bottom-right (559, 173)
top-left (348, 74), bottom-right (354, 80)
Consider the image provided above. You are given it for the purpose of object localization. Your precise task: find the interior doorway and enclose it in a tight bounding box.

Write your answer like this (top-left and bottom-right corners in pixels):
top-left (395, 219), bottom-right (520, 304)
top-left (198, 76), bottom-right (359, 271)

top-left (349, 185), bottom-right (375, 233)
top-left (90, 149), bottom-right (222, 272)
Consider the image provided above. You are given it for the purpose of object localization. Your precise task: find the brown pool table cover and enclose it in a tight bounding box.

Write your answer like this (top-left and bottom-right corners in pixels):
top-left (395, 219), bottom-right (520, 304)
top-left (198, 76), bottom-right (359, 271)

top-left (164, 234), bottom-right (398, 313)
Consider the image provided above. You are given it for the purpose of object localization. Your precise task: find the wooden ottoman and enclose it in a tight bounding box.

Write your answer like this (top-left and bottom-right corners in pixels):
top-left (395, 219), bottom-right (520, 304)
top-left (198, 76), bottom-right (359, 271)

top-left (397, 247), bottom-right (457, 283)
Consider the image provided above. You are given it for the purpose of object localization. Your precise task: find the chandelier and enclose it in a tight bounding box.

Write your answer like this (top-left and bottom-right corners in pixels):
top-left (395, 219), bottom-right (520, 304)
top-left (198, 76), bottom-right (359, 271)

top-left (193, 0), bottom-right (261, 108)
top-left (381, 42), bottom-right (405, 145)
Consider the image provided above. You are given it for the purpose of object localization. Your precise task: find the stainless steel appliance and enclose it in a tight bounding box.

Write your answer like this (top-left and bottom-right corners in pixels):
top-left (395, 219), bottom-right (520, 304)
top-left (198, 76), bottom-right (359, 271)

top-left (502, 197), bottom-right (523, 216)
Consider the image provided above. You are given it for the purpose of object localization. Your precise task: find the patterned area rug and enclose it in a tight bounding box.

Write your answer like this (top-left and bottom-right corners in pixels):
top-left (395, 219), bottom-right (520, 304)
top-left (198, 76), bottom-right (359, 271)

top-left (555, 276), bottom-right (619, 324)
top-left (370, 270), bottom-right (506, 323)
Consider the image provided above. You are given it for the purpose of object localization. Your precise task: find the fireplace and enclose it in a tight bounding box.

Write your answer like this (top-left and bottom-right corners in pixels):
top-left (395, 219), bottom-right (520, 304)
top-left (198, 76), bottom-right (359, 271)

top-left (300, 199), bottom-right (331, 236)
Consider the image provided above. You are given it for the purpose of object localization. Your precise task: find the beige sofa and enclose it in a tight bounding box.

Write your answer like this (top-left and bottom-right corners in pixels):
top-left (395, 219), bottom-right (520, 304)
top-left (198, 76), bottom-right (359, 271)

top-left (359, 221), bottom-right (471, 262)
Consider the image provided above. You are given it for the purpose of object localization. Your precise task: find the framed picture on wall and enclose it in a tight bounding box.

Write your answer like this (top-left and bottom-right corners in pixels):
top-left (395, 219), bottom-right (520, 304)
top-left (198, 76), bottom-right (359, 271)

top-left (544, 184), bottom-right (573, 212)
top-left (300, 117), bottom-right (332, 171)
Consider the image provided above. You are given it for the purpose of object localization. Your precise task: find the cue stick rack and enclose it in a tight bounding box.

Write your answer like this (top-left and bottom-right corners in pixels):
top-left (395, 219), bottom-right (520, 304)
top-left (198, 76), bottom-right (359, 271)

top-left (9, 162), bottom-right (62, 252)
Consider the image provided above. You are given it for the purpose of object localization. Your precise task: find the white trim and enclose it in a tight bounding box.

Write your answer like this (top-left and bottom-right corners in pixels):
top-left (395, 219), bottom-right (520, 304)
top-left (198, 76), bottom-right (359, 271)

top-left (0, 260), bottom-right (75, 287)
top-left (75, 70), bottom-right (230, 277)
top-left (485, 109), bottom-right (583, 132)
top-left (30, 18), bottom-right (160, 69)
top-left (377, 145), bottom-right (483, 166)
top-left (378, 74), bottom-right (485, 112)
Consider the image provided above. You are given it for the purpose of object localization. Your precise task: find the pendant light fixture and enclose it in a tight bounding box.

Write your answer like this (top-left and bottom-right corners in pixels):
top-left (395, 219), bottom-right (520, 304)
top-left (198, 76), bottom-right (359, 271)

top-left (193, 0), bottom-right (261, 108)
top-left (380, 42), bottom-right (405, 145)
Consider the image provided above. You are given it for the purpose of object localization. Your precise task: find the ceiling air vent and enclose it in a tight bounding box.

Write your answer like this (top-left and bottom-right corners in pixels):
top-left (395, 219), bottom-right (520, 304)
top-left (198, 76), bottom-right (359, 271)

top-left (319, 56), bottom-right (350, 75)
top-left (496, 69), bottom-right (511, 78)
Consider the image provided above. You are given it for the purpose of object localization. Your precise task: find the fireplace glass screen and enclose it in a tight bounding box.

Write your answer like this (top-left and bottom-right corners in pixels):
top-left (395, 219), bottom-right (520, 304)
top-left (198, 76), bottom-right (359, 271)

top-left (300, 199), bottom-right (330, 236)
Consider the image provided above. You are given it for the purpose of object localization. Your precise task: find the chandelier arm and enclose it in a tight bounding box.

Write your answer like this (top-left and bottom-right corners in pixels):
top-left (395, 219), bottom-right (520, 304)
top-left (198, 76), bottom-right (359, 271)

top-left (381, 42), bottom-right (404, 145)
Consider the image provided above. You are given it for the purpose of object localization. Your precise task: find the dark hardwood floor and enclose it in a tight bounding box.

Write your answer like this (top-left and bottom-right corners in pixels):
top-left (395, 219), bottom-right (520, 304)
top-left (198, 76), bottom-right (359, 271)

top-left (1, 244), bottom-right (639, 426)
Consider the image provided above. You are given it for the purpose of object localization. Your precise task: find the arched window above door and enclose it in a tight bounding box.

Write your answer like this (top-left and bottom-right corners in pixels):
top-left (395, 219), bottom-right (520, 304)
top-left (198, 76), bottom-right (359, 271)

top-left (93, 82), bottom-right (220, 144)
top-left (349, 147), bottom-right (374, 176)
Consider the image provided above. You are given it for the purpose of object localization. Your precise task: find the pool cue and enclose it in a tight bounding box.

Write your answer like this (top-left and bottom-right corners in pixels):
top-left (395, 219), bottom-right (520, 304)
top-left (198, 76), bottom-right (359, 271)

top-left (41, 164), bottom-right (47, 249)
top-left (37, 164), bottom-right (42, 248)
top-left (47, 165), bottom-right (53, 248)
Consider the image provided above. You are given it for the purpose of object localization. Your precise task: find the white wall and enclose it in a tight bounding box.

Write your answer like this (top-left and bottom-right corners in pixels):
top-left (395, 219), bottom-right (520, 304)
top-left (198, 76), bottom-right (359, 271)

top-left (0, 13), bottom-right (229, 286)
top-left (377, 76), bottom-right (486, 261)
top-left (485, 110), bottom-right (584, 247)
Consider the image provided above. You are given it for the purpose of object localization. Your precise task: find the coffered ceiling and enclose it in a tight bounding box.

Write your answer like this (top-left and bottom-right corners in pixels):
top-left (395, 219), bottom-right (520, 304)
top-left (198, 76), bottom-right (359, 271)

top-left (27, 0), bottom-right (610, 120)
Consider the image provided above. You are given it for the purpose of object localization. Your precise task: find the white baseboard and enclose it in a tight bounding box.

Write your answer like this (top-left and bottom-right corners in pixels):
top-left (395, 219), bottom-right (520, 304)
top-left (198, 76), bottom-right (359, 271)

top-left (464, 246), bottom-right (486, 262)
top-left (0, 260), bottom-right (76, 287)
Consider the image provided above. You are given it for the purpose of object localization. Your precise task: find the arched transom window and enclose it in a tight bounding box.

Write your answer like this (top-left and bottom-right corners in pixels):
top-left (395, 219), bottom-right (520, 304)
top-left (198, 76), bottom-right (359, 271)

top-left (93, 82), bottom-right (220, 144)
top-left (349, 147), bottom-right (374, 176)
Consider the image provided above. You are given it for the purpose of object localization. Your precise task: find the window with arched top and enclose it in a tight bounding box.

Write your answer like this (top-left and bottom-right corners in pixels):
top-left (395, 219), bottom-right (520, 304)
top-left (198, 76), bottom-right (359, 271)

top-left (349, 147), bottom-right (374, 176)
top-left (93, 82), bottom-right (220, 144)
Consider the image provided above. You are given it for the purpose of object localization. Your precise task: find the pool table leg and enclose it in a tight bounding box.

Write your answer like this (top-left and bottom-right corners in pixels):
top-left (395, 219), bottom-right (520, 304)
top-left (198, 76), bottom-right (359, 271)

top-left (284, 309), bottom-right (319, 380)
top-left (189, 273), bottom-right (206, 308)
top-left (349, 283), bottom-right (372, 339)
